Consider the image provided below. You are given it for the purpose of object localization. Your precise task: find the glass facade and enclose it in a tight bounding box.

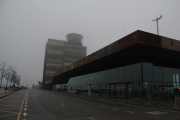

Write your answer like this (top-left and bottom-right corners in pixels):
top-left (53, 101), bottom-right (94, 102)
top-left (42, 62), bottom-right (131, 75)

top-left (67, 62), bottom-right (180, 99)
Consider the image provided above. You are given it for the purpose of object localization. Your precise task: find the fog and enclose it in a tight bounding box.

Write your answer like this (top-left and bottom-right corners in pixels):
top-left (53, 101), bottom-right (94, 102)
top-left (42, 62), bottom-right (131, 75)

top-left (0, 0), bottom-right (180, 87)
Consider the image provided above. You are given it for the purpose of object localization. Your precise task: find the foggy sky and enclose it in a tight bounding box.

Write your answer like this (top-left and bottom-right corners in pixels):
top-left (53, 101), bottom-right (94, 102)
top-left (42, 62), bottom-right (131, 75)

top-left (0, 0), bottom-right (180, 87)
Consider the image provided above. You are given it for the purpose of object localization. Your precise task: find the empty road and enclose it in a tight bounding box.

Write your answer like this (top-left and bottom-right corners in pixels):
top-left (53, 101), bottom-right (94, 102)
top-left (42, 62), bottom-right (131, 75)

top-left (0, 88), bottom-right (180, 120)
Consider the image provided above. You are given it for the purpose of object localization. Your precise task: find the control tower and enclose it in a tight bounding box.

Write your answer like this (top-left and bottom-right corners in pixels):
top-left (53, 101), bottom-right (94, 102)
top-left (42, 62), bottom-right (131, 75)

top-left (66, 33), bottom-right (83, 46)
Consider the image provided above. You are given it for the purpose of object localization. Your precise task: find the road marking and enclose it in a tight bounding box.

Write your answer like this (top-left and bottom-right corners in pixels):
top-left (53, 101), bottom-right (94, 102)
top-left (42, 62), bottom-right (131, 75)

top-left (35, 95), bottom-right (37, 96)
top-left (100, 105), bottom-right (106, 107)
top-left (126, 111), bottom-right (135, 114)
top-left (70, 94), bottom-right (180, 114)
top-left (111, 108), bottom-right (119, 110)
top-left (0, 104), bottom-right (21, 107)
top-left (17, 93), bottom-right (26, 120)
top-left (25, 105), bottom-right (27, 107)
top-left (60, 103), bottom-right (65, 106)
top-left (87, 116), bottom-right (95, 120)
top-left (0, 108), bottom-right (20, 111)
top-left (23, 113), bottom-right (27, 116)
top-left (24, 108), bottom-right (27, 111)
top-left (0, 110), bottom-right (19, 114)
top-left (146, 111), bottom-right (167, 115)
top-left (0, 114), bottom-right (17, 117)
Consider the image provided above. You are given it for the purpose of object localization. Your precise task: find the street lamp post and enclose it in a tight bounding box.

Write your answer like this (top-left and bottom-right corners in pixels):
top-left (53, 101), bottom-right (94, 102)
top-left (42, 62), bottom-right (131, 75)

top-left (152, 15), bottom-right (162, 35)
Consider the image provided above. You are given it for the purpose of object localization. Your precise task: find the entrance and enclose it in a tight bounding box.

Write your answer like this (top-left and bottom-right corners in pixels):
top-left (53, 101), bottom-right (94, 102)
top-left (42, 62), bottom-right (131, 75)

top-left (109, 83), bottom-right (132, 98)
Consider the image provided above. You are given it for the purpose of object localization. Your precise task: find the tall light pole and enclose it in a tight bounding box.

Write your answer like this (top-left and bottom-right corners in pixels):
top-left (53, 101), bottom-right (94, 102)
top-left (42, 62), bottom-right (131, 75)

top-left (152, 15), bottom-right (162, 35)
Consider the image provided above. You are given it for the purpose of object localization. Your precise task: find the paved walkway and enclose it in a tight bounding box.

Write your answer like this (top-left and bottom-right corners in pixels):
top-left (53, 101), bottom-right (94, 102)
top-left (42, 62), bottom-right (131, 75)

top-left (0, 88), bottom-right (16, 99)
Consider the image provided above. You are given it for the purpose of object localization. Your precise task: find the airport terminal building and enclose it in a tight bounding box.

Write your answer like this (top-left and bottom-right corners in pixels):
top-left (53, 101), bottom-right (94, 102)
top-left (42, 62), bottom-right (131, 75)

top-left (46, 30), bottom-right (180, 99)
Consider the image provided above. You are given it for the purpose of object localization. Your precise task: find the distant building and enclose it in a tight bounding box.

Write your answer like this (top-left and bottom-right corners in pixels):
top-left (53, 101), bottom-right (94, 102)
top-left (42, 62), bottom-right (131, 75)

top-left (42, 33), bottom-right (87, 84)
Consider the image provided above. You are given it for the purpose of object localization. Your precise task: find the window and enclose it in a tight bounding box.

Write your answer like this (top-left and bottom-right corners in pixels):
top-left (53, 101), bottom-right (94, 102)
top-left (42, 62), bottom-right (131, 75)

top-left (118, 67), bottom-right (124, 82)
top-left (111, 68), bottom-right (118, 83)
top-left (143, 62), bottom-right (153, 81)
top-left (105, 70), bottom-right (111, 84)
top-left (153, 66), bottom-right (163, 82)
top-left (163, 67), bottom-right (172, 82)
top-left (125, 65), bottom-right (133, 82)
top-left (133, 63), bottom-right (141, 81)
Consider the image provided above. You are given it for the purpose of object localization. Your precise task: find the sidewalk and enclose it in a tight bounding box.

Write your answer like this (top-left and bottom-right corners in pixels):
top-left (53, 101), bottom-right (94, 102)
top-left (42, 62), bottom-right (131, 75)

top-left (0, 89), bottom-right (16, 99)
top-left (55, 91), bottom-right (180, 111)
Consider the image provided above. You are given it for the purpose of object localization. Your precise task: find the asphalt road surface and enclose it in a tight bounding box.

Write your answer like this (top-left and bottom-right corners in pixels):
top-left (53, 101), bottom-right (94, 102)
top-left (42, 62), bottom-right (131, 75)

top-left (0, 88), bottom-right (180, 120)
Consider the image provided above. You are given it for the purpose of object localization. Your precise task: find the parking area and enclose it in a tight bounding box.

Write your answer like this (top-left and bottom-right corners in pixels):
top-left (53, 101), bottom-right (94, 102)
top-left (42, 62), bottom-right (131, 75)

top-left (0, 90), bottom-right (27, 120)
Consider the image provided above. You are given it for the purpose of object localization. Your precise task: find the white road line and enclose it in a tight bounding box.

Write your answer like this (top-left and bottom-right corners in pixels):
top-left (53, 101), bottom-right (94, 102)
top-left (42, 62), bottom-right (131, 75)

top-left (126, 111), bottom-right (135, 114)
top-left (24, 108), bottom-right (27, 111)
top-left (111, 108), bottom-right (119, 110)
top-left (87, 116), bottom-right (95, 120)
top-left (25, 105), bottom-right (27, 107)
top-left (60, 103), bottom-right (65, 106)
top-left (100, 105), bottom-right (106, 107)
top-left (23, 113), bottom-right (27, 116)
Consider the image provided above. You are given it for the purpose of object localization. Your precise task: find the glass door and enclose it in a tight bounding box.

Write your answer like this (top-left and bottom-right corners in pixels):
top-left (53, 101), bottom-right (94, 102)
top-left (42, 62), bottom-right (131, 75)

top-left (120, 84), bottom-right (126, 98)
top-left (115, 84), bottom-right (120, 97)
top-left (109, 84), bottom-right (115, 98)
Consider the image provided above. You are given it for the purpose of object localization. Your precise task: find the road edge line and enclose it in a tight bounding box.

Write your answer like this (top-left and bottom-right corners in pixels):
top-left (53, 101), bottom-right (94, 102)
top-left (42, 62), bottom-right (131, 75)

top-left (17, 93), bottom-right (26, 120)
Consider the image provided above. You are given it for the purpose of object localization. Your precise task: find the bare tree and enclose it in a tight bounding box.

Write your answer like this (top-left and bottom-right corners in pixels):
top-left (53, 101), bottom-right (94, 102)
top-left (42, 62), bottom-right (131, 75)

top-left (5, 66), bottom-right (12, 94)
top-left (13, 74), bottom-right (21, 86)
top-left (8, 67), bottom-right (17, 92)
top-left (0, 61), bottom-right (7, 89)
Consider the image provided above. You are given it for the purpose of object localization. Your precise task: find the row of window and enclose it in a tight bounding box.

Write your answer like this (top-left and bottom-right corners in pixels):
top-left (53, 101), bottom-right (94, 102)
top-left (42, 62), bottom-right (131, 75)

top-left (48, 40), bottom-right (64, 46)
top-left (47, 50), bottom-right (63, 55)
top-left (46, 58), bottom-right (63, 64)
top-left (46, 63), bottom-right (62, 68)
top-left (65, 43), bottom-right (87, 51)
top-left (67, 62), bottom-right (180, 86)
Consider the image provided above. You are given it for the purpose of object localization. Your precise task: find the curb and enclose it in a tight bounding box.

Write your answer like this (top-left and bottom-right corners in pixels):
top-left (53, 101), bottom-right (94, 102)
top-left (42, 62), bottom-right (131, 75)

top-left (0, 91), bottom-right (16, 99)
